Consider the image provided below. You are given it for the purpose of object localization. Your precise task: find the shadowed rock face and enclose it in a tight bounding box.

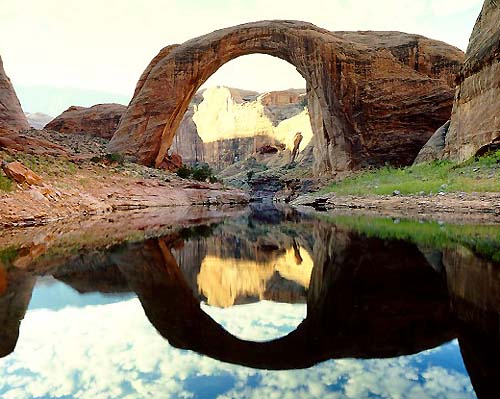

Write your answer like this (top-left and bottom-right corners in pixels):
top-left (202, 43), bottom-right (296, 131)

top-left (108, 21), bottom-right (462, 174)
top-left (414, 120), bottom-right (450, 163)
top-left (0, 56), bottom-right (29, 132)
top-left (444, 0), bottom-right (500, 161)
top-left (0, 269), bottom-right (35, 358)
top-left (45, 104), bottom-right (127, 139)
top-left (443, 245), bottom-right (500, 399)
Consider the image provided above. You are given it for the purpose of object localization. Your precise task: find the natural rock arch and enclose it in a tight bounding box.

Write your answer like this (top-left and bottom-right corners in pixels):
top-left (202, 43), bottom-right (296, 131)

top-left (109, 20), bottom-right (462, 174)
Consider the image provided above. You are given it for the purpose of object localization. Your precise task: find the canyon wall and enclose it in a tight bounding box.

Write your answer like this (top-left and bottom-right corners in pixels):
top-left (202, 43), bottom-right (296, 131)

top-left (45, 104), bottom-right (126, 139)
top-left (171, 86), bottom-right (312, 170)
top-left (443, 0), bottom-right (500, 161)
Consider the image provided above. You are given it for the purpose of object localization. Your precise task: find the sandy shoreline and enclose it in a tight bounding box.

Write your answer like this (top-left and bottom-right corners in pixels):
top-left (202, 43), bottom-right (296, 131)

top-left (291, 192), bottom-right (500, 224)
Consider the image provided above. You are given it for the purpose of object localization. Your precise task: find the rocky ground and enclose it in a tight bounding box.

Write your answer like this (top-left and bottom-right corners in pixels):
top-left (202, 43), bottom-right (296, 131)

top-left (292, 191), bottom-right (500, 223)
top-left (2, 128), bottom-right (500, 228)
top-left (0, 129), bottom-right (249, 227)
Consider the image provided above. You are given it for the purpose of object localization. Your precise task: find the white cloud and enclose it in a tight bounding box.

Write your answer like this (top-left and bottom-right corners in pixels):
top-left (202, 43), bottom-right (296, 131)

top-left (0, 297), bottom-right (476, 399)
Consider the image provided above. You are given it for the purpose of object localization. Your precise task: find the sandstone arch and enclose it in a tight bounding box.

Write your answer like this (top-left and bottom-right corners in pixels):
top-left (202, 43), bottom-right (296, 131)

top-left (108, 21), bottom-right (463, 174)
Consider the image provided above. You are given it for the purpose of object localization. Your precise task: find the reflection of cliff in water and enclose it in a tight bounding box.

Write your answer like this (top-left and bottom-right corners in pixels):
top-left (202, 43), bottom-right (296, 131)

top-left (172, 213), bottom-right (314, 307)
top-left (0, 206), bottom-right (499, 398)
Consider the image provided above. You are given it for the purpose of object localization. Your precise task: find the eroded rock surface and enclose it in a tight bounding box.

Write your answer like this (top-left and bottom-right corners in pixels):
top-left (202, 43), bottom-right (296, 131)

top-left (171, 86), bottom-right (311, 171)
top-left (109, 21), bottom-right (463, 174)
top-left (0, 56), bottom-right (29, 132)
top-left (1, 161), bottom-right (43, 186)
top-left (444, 0), bottom-right (500, 161)
top-left (45, 104), bottom-right (126, 139)
top-left (414, 120), bottom-right (450, 163)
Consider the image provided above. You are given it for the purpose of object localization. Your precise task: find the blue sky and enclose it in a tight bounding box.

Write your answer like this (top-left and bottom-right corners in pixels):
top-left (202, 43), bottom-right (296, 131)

top-left (0, 0), bottom-right (484, 112)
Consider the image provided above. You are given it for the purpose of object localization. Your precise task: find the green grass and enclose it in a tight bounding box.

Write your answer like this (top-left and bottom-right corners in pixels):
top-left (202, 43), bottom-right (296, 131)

top-left (0, 174), bottom-right (13, 192)
top-left (319, 214), bottom-right (500, 262)
top-left (0, 152), bottom-right (78, 178)
top-left (323, 151), bottom-right (500, 195)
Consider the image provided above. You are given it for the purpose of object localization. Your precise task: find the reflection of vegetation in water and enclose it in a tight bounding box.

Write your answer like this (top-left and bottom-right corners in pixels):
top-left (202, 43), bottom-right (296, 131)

top-left (323, 151), bottom-right (500, 195)
top-left (0, 246), bottom-right (20, 268)
top-left (321, 214), bottom-right (500, 262)
top-left (180, 224), bottom-right (219, 240)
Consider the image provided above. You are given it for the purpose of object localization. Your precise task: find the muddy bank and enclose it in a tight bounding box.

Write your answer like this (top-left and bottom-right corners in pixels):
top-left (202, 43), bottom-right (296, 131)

top-left (291, 192), bottom-right (500, 223)
top-left (0, 163), bottom-right (248, 227)
top-left (0, 206), bottom-right (249, 273)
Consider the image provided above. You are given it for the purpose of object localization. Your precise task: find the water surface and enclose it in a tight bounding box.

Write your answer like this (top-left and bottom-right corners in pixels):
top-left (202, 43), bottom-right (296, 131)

top-left (1, 205), bottom-right (498, 398)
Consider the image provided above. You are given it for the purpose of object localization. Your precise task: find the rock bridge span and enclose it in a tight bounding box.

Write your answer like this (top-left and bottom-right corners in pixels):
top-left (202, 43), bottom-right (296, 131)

top-left (108, 20), bottom-right (463, 174)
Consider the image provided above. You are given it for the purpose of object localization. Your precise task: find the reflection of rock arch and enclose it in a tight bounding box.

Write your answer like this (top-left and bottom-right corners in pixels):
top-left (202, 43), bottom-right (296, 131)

top-left (2, 222), bottom-right (499, 397)
top-left (113, 235), bottom-right (455, 369)
top-left (108, 21), bottom-right (462, 174)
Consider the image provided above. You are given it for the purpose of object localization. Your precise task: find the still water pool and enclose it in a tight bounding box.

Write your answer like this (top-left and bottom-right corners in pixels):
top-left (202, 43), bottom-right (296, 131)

top-left (1, 205), bottom-right (498, 398)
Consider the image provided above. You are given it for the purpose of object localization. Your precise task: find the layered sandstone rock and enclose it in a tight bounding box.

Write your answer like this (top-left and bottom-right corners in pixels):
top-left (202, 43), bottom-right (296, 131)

top-left (1, 161), bottom-right (43, 186)
top-left (443, 0), bottom-right (500, 161)
top-left (171, 86), bottom-right (311, 171)
top-left (171, 104), bottom-right (205, 164)
top-left (335, 31), bottom-right (464, 87)
top-left (109, 21), bottom-right (463, 174)
top-left (0, 56), bottom-right (29, 132)
top-left (45, 103), bottom-right (126, 139)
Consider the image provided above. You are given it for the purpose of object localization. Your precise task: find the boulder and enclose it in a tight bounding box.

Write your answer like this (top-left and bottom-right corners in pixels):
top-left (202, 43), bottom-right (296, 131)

top-left (0, 56), bottom-right (29, 131)
top-left (256, 145), bottom-right (279, 154)
top-left (444, 0), bottom-right (500, 161)
top-left (1, 161), bottom-right (43, 186)
top-left (414, 120), bottom-right (450, 163)
top-left (108, 21), bottom-right (463, 174)
top-left (45, 103), bottom-right (126, 139)
top-left (158, 153), bottom-right (183, 172)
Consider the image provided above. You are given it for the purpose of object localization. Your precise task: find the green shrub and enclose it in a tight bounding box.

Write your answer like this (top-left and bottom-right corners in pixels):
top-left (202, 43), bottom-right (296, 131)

top-left (191, 163), bottom-right (213, 181)
top-left (176, 165), bottom-right (192, 179)
top-left (90, 153), bottom-right (125, 165)
top-left (105, 152), bottom-right (125, 164)
top-left (176, 163), bottom-right (217, 182)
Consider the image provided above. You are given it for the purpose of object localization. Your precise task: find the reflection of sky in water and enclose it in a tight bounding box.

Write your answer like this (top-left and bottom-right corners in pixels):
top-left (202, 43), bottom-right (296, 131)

top-left (0, 279), bottom-right (477, 399)
top-left (28, 276), bottom-right (135, 311)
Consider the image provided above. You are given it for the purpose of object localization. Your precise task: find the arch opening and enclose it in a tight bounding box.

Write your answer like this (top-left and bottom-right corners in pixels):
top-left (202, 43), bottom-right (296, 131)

top-left (169, 54), bottom-right (315, 179)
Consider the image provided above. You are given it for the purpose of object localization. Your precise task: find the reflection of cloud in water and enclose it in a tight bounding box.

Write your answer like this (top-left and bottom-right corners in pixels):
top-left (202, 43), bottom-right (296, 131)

top-left (0, 299), bottom-right (476, 399)
top-left (201, 300), bottom-right (307, 341)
